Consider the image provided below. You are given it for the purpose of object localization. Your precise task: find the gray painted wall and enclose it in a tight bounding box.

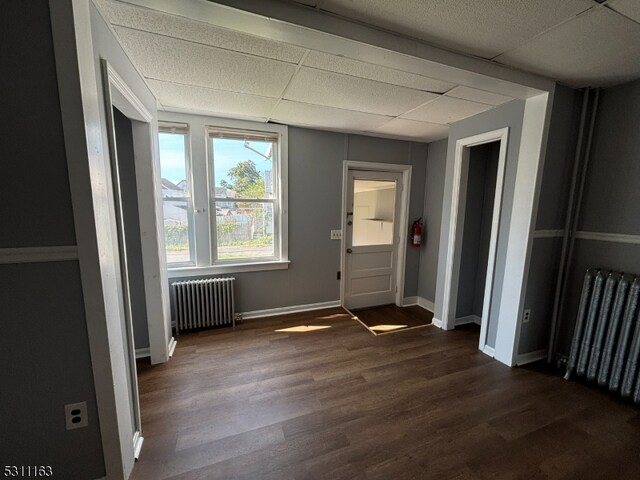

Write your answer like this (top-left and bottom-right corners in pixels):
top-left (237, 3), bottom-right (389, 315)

top-left (555, 79), bottom-right (640, 356)
top-left (167, 119), bottom-right (428, 313)
top-left (418, 139), bottom-right (447, 304)
top-left (455, 142), bottom-right (499, 319)
top-left (519, 85), bottom-right (581, 355)
top-left (114, 108), bottom-right (150, 349)
top-left (0, 1), bottom-right (105, 478)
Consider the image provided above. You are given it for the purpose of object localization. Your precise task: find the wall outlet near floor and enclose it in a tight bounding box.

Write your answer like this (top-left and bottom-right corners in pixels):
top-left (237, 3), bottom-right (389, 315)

top-left (523, 309), bottom-right (531, 323)
top-left (65, 401), bottom-right (88, 430)
top-left (330, 230), bottom-right (342, 240)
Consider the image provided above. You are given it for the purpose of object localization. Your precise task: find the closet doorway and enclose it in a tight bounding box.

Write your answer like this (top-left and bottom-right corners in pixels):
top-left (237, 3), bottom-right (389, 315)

top-left (441, 128), bottom-right (508, 355)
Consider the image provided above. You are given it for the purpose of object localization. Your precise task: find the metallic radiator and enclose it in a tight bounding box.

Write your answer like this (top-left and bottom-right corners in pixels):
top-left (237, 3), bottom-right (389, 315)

top-left (565, 268), bottom-right (640, 403)
top-left (171, 277), bottom-right (236, 333)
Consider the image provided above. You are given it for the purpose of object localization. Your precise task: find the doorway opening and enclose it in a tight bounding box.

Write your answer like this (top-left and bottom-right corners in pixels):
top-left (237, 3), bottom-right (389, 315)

top-left (453, 141), bottom-right (500, 338)
top-left (101, 60), bottom-right (173, 467)
top-left (440, 128), bottom-right (509, 356)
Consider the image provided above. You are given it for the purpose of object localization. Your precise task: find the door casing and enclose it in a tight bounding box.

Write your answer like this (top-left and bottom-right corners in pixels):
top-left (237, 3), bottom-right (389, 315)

top-left (439, 128), bottom-right (509, 356)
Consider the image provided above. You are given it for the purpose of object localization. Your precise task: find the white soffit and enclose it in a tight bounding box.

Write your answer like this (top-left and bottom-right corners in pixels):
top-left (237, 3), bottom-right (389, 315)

top-left (95, 0), bottom-right (306, 63)
top-left (271, 100), bottom-right (391, 131)
top-left (371, 118), bottom-right (449, 142)
top-left (401, 96), bottom-right (494, 124)
top-left (147, 79), bottom-right (276, 120)
top-left (608, 0), bottom-right (640, 23)
top-left (495, 7), bottom-right (640, 88)
top-left (303, 50), bottom-right (455, 93)
top-left (283, 67), bottom-right (440, 116)
top-left (113, 26), bottom-right (297, 97)
top-left (318, 0), bottom-right (594, 59)
top-left (445, 86), bottom-right (513, 106)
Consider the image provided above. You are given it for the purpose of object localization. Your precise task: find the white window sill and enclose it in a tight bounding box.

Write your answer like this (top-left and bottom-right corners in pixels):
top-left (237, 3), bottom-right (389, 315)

top-left (167, 260), bottom-right (290, 278)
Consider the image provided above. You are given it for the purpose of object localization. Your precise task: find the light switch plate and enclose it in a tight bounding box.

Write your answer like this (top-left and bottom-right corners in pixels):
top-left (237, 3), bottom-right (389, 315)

top-left (331, 230), bottom-right (342, 240)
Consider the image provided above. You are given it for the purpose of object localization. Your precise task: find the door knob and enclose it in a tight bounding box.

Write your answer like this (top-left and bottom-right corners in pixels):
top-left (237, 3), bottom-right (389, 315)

top-left (346, 248), bottom-right (352, 254)
top-left (347, 220), bottom-right (353, 226)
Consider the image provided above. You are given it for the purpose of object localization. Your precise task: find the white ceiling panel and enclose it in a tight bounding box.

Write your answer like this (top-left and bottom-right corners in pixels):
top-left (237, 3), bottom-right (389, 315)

top-left (402, 96), bottom-right (493, 124)
top-left (318, 0), bottom-right (594, 59)
top-left (113, 27), bottom-right (297, 97)
top-left (271, 100), bottom-right (392, 131)
top-left (284, 67), bottom-right (439, 116)
top-left (147, 79), bottom-right (277, 120)
top-left (495, 7), bottom-right (640, 88)
top-left (371, 118), bottom-right (449, 142)
top-left (608, 0), bottom-right (640, 23)
top-left (96, 0), bottom-right (306, 64)
top-left (303, 50), bottom-right (455, 93)
top-left (445, 86), bottom-right (513, 106)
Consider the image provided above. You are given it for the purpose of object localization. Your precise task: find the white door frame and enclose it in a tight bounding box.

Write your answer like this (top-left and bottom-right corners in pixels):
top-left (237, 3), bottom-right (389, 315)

top-left (440, 128), bottom-right (509, 355)
top-left (101, 59), bottom-right (156, 462)
top-left (102, 60), bottom-right (174, 367)
top-left (341, 161), bottom-right (412, 309)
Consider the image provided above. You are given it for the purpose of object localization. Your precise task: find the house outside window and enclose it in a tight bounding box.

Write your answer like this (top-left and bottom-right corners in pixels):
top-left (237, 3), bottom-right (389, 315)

top-left (158, 117), bottom-right (288, 276)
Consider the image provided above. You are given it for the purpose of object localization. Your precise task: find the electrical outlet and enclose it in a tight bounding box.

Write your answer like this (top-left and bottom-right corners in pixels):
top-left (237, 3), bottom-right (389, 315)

top-left (330, 230), bottom-right (342, 240)
top-left (523, 309), bottom-right (531, 324)
top-left (65, 401), bottom-right (88, 430)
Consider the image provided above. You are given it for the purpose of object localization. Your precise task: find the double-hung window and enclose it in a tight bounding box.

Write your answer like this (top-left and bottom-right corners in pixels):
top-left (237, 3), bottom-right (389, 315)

top-left (158, 117), bottom-right (288, 275)
top-left (158, 124), bottom-right (193, 266)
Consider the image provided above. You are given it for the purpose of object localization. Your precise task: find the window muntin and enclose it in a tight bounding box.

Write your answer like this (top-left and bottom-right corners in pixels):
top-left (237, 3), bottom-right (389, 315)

top-left (158, 126), bottom-right (193, 265)
top-left (209, 130), bottom-right (279, 263)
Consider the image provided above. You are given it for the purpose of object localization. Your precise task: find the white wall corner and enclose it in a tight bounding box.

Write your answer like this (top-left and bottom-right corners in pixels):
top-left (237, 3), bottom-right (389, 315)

top-left (494, 92), bottom-right (552, 368)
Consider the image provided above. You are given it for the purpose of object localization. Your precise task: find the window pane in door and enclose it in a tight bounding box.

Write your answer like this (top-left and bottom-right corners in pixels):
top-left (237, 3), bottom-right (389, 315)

top-left (352, 180), bottom-right (396, 246)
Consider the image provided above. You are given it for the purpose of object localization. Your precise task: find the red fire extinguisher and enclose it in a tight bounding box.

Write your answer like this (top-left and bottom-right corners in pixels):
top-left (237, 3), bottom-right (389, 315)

top-left (411, 218), bottom-right (423, 247)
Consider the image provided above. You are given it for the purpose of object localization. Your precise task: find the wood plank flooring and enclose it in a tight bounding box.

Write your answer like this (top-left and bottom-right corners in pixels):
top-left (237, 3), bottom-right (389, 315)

top-left (133, 308), bottom-right (640, 479)
top-left (352, 304), bottom-right (434, 333)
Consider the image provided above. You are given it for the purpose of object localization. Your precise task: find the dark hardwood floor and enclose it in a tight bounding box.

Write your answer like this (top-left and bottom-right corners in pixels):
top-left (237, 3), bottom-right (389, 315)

top-left (133, 308), bottom-right (640, 479)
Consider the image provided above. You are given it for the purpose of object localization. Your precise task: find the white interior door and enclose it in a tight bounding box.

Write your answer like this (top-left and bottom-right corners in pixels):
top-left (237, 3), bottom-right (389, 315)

top-left (344, 170), bottom-right (402, 310)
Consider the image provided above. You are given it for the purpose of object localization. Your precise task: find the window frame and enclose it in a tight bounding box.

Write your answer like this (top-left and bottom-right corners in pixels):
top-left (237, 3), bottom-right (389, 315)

top-left (208, 127), bottom-right (281, 265)
top-left (160, 115), bottom-right (289, 278)
top-left (158, 123), bottom-right (195, 268)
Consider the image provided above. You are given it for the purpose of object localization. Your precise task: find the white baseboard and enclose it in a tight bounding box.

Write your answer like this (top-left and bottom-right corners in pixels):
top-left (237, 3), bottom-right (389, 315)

top-left (242, 300), bottom-right (341, 320)
top-left (403, 296), bottom-right (418, 306)
top-left (135, 347), bottom-right (150, 359)
top-left (418, 297), bottom-right (435, 312)
top-left (482, 345), bottom-right (496, 358)
top-left (432, 317), bottom-right (443, 328)
top-left (168, 337), bottom-right (177, 357)
top-left (516, 349), bottom-right (547, 366)
top-left (455, 315), bottom-right (481, 326)
top-left (402, 296), bottom-right (435, 312)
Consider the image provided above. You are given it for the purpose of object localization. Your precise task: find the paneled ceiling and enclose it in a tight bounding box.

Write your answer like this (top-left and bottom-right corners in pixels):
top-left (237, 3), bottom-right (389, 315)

top-left (288, 0), bottom-right (640, 88)
top-left (95, 0), bottom-right (640, 143)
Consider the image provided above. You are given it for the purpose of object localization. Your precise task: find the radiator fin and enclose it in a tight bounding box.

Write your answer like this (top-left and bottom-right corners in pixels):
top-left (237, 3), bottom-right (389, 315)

top-left (566, 270), bottom-right (640, 403)
top-left (171, 277), bottom-right (236, 333)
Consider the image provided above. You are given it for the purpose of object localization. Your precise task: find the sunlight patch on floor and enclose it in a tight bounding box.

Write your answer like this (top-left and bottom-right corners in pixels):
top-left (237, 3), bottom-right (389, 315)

top-left (369, 324), bottom-right (408, 332)
top-left (275, 325), bottom-right (332, 333)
